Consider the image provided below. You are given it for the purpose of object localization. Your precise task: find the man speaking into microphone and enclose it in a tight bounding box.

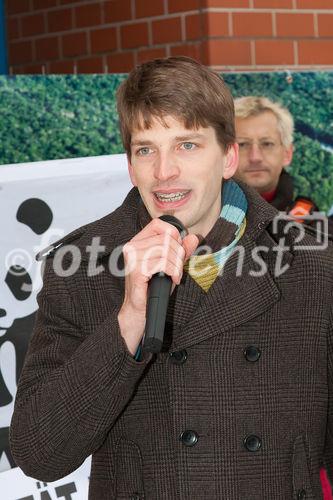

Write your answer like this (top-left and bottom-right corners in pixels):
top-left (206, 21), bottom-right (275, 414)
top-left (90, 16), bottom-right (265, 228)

top-left (10, 57), bottom-right (333, 499)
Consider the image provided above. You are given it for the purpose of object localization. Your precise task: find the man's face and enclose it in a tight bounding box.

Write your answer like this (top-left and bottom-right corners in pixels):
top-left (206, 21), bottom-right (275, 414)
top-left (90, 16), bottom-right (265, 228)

top-left (234, 111), bottom-right (293, 193)
top-left (128, 115), bottom-right (238, 237)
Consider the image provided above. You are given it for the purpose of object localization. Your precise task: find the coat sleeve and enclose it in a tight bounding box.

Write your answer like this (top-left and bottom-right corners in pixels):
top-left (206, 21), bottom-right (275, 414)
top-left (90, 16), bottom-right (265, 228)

top-left (9, 258), bottom-right (151, 482)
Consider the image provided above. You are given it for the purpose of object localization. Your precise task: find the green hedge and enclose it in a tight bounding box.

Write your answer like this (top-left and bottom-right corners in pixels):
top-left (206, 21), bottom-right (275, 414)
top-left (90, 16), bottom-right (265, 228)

top-left (0, 74), bottom-right (125, 164)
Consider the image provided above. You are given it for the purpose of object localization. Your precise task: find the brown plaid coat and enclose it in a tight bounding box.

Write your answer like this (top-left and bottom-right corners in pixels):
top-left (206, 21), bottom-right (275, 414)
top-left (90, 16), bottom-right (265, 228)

top-left (10, 183), bottom-right (333, 500)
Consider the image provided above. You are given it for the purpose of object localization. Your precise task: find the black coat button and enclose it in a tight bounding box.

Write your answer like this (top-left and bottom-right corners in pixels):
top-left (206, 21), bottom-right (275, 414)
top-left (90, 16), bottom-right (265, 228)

top-left (169, 349), bottom-right (187, 365)
top-left (244, 345), bottom-right (261, 362)
top-left (297, 490), bottom-right (306, 500)
top-left (243, 434), bottom-right (261, 452)
top-left (180, 430), bottom-right (198, 447)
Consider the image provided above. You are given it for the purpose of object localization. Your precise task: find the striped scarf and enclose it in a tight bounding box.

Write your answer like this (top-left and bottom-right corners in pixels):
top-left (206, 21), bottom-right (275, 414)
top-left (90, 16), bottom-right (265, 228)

top-left (185, 180), bottom-right (247, 292)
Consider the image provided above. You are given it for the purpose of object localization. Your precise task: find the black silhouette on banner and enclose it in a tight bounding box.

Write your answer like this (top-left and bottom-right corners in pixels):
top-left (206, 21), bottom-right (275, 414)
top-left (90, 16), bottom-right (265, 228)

top-left (16, 480), bottom-right (77, 500)
top-left (1, 199), bottom-right (53, 469)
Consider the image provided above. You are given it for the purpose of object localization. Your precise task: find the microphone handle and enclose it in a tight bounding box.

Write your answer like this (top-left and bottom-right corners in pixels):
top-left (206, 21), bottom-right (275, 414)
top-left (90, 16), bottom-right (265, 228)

top-left (143, 272), bottom-right (172, 353)
top-left (142, 214), bottom-right (185, 354)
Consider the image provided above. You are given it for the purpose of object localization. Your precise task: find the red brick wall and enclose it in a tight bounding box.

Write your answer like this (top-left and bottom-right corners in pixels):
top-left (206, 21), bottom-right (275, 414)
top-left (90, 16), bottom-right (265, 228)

top-left (5, 0), bottom-right (333, 74)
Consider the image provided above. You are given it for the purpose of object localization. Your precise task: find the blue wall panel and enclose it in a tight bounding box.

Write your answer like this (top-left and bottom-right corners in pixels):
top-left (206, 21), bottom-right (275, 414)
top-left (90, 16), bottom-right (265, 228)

top-left (0, 0), bottom-right (8, 74)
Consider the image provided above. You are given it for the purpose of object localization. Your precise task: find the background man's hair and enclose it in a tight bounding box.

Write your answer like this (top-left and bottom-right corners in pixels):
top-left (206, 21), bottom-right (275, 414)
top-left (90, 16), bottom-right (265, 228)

top-left (234, 95), bottom-right (294, 147)
top-left (117, 56), bottom-right (235, 157)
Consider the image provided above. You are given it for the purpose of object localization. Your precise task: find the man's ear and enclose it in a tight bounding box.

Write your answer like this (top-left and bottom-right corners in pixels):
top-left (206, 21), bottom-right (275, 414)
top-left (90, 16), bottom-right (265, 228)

top-left (283, 144), bottom-right (293, 168)
top-left (127, 157), bottom-right (137, 186)
top-left (223, 143), bottom-right (239, 180)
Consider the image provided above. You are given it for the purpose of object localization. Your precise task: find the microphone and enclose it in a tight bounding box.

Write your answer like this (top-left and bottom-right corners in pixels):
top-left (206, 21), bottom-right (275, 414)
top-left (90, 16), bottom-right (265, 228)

top-left (142, 215), bottom-right (186, 353)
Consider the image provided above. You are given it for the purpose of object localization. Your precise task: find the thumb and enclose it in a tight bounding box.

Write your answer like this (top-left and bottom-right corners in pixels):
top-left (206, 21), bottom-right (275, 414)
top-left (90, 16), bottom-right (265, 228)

top-left (183, 234), bottom-right (200, 261)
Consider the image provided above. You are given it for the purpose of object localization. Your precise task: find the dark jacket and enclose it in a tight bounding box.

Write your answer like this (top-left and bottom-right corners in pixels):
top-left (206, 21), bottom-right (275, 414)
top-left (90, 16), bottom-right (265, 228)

top-left (10, 183), bottom-right (333, 500)
top-left (271, 170), bottom-right (333, 239)
top-left (269, 169), bottom-right (295, 211)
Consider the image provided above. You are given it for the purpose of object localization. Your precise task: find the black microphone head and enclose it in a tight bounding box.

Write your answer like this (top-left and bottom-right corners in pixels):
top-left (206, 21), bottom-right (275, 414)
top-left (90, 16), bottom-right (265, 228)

top-left (158, 214), bottom-right (186, 236)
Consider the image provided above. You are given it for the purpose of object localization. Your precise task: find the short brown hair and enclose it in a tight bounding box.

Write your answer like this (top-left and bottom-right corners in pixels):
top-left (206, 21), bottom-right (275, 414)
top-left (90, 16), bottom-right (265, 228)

top-left (116, 56), bottom-right (235, 157)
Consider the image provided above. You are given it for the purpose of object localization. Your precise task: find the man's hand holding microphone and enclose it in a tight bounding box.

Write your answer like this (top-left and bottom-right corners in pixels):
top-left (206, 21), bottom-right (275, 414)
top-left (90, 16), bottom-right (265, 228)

top-left (117, 217), bottom-right (199, 356)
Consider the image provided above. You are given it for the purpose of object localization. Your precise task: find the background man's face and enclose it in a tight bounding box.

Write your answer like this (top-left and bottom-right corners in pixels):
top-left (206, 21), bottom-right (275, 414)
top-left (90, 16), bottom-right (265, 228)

top-left (234, 111), bottom-right (293, 194)
top-left (128, 115), bottom-right (238, 237)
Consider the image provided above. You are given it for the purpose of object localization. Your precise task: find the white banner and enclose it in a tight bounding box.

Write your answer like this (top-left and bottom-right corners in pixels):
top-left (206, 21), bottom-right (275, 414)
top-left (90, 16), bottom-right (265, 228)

top-left (0, 456), bottom-right (91, 500)
top-left (0, 154), bottom-right (131, 497)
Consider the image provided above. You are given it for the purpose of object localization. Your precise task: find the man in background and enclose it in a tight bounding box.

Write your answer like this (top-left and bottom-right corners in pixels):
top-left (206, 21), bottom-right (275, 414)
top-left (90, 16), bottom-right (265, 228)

top-left (234, 96), bottom-right (333, 237)
top-left (234, 96), bottom-right (294, 210)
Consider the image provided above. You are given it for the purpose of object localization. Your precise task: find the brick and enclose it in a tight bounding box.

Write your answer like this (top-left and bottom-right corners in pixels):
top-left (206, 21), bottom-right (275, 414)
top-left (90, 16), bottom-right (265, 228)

top-left (168, 0), bottom-right (200, 13)
top-left (276, 13), bottom-right (315, 37)
top-left (296, 0), bottom-right (333, 8)
top-left (33, 0), bottom-right (57, 9)
top-left (203, 39), bottom-right (251, 65)
top-left (8, 41), bottom-right (33, 65)
top-left (62, 32), bottom-right (87, 57)
top-left (121, 22), bottom-right (149, 49)
top-left (298, 41), bottom-right (333, 65)
top-left (136, 0), bottom-right (164, 18)
top-left (106, 52), bottom-right (135, 72)
top-left (36, 36), bottom-right (59, 61)
top-left (11, 66), bottom-right (27, 74)
top-left (253, 0), bottom-right (293, 7)
top-left (185, 14), bottom-right (202, 41)
top-left (138, 47), bottom-right (167, 63)
top-left (104, 0), bottom-right (132, 23)
top-left (255, 40), bottom-right (294, 65)
top-left (49, 60), bottom-right (75, 73)
top-left (233, 12), bottom-right (272, 37)
top-left (203, 12), bottom-right (229, 37)
top-left (47, 9), bottom-right (72, 32)
top-left (91, 27), bottom-right (117, 53)
top-left (21, 13), bottom-right (45, 37)
top-left (75, 3), bottom-right (102, 28)
top-left (152, 17), bottom-right (182, 44)
top-left (318, 14), bottom-right (333, 37)
top-left (170, 43), bottom-right (202, 61)
top-left (22, 63), bottom-right (44, 74)
top-left (5, 0), bottom-right (30, 15)
top-left (77, 57), bottom-right (104, 73)
top-left (205, 0), bottom-right (249, 7)
top-left (6, 18), bottom-right (20, 40)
